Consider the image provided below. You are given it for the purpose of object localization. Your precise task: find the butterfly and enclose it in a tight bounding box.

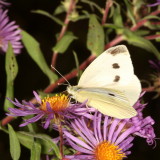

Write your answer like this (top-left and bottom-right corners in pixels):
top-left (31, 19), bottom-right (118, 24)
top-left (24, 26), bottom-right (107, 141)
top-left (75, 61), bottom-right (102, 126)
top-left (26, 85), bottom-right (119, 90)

top-left (67, 45), bottom-right (141, 119)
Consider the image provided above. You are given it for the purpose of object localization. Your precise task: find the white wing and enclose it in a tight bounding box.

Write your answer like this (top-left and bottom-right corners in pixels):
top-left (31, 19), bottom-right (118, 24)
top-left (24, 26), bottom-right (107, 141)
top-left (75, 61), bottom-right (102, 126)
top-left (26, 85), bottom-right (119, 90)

top-left (106, 75), bottom-right (141, 106)
top-left (78, 45), bottom-right (141, 106)
top-left (73, 87), bottom-right (137, 119)
top-left (78, 45), bottom-right (134, 87)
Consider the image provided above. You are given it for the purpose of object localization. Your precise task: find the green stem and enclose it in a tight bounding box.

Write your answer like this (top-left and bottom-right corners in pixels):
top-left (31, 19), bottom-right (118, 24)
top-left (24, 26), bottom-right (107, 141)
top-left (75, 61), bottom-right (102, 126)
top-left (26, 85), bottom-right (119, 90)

top-left (58, 122), bottom-right (64, 158)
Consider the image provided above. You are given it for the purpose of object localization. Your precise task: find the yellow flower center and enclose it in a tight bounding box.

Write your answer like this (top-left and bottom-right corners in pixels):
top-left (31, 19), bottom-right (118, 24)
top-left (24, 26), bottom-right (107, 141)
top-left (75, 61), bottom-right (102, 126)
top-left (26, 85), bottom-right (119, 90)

top-left (94, 141), bottom-right (126, 160)
top-left (41, 94), bottom-right (69, 112)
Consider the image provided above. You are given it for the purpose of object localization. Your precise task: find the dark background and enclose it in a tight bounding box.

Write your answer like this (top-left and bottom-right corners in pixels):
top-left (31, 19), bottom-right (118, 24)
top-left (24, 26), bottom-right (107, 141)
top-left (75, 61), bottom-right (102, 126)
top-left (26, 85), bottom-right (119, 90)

top-left (0, 0), bottom-right (160, 159)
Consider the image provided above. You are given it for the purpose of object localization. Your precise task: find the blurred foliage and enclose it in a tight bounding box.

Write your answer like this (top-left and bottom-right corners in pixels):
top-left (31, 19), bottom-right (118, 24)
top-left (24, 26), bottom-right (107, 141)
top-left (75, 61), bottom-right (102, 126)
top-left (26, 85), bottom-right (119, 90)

top-left (1, 0), bottom-right (160, 160)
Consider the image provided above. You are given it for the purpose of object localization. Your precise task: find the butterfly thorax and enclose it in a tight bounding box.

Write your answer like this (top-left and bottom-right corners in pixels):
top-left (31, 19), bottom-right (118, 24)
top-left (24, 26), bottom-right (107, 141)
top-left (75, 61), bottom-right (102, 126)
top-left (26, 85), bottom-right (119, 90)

top-left (67, 85), bottom-right (80, 96)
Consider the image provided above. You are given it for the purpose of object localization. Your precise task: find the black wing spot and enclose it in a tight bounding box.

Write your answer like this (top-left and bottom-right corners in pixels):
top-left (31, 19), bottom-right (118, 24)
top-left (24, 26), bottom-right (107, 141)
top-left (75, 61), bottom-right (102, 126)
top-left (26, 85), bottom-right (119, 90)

top-left (108, 46), bottom-right (127, 56)
top-left (114, 75), bottom-right (120, 82)
top-left (112, 63), bottom-right (120, 69)
top-left (108, 93), bottom-right (115, 96)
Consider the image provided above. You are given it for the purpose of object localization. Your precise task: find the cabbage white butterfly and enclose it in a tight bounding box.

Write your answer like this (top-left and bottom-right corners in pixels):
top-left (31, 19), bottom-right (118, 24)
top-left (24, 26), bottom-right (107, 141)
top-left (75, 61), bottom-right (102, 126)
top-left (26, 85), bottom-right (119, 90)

top-left (67, 45), bottom-right (141, 119)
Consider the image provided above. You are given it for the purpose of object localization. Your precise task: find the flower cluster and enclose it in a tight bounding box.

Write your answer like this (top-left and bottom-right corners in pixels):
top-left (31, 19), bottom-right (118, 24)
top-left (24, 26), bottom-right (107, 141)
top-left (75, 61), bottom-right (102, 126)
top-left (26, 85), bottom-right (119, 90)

top-left (63, 96), bottom-right (155, 160)
top-left (7, 91), bottom-right (156, 159)
top-left (0, 1), bottom-right (22, 54)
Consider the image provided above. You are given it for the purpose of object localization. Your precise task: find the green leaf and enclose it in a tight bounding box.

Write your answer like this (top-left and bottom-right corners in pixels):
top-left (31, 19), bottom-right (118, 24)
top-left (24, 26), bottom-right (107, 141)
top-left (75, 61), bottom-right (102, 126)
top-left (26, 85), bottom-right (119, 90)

top-left (69, 13), bottom-right (89, 22)
top-left (82, 10), bottom-right (90, 16)
top-left (5, 43), bottom-right (18, 81)
top-left (33, 133), bottom-right (61, 159)
top-left (73, 51), bottom-right (81, 82)
top-left (17, 131), bottom-right (60, 157)
top-left (134, 30), bottom-right (150, 36)
top-left (109, 5), bottom-right (115, 18)
top-left (155, 32), bottom-right (160, 42)
top-left (103, 23), bottom-right (123, 30)
top-left (32, 10), bottom-right (64, 26)
top-left (30, 141), bottom-right (41, 160)
top-left (143, 15), bottom-right (160, 21)
top-left (69, 10), bottom-right (90, 22)
top-left (145, 21), bottom-right (160, 30)
top-left (64, 146), bottom-right (76, 155)
top-left (113, 4), bottom-right (123, 28)
top-left (53, 5), bottom-right (65, 15)
top-left (52, 32), bottom-right (77, 54)
top-left (132, 0), bottom-right (144, 10)
top-left (87, 14), bottom-right (105, 56)
top-left (123, 29), bottom-right (160, 59)
top-left (17, 132), bottom-right (34, 150)
top-left (21, 30), bottom-right (58, 84)
top-left (4, 43), bottom-right (18, 111)
top-left (8, 124), bottom-right (21, 160)
top-left (123, 0), bottom-right (136, 25)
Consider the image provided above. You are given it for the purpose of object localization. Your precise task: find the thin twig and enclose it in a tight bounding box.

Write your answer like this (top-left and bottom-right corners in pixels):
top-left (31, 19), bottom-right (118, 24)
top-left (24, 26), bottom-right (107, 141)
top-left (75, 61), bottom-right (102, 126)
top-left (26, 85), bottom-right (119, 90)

top-left (51, 53), bottom-right (58, 71)
top-left (101, 0), bottom-right (113, 25)
top-left (51, 0), bottom-right (76, 68)
top-left (1, 116), bottom-right (14, 126)
top-left (142, 86), bottom-right (155, 92)
top-left (58, 122), bottom-right (64, 158)
top-left (145, 34), bottom-right (160, 40)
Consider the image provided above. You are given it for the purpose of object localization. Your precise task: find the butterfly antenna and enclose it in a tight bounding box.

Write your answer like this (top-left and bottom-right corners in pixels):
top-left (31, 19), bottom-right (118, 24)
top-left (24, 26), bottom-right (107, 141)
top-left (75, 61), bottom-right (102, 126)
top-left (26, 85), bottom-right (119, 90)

top-left (51, 65), bottom-right (70, 85)
top-left (57, 83), bottom-right (69, 86)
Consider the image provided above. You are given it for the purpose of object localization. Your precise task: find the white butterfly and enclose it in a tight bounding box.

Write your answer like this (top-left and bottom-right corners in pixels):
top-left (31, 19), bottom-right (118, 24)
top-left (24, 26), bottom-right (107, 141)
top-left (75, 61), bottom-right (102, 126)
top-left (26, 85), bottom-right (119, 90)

top-left (67, 45), bottom-right (141, 119)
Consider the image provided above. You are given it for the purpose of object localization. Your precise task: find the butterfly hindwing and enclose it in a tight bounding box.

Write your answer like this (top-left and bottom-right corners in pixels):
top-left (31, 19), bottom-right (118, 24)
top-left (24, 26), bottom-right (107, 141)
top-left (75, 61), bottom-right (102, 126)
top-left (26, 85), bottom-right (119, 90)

top-left (73, 87), bottom-right (137, 119)
top-left (106, 75), bottom-right (141, 106)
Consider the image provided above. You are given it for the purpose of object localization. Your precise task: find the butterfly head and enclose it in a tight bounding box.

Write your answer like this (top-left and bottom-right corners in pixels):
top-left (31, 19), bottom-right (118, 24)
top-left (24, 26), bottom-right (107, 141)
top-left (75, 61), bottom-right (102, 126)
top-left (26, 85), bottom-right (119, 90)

top-left (67, 85), bottom-right (79, 96)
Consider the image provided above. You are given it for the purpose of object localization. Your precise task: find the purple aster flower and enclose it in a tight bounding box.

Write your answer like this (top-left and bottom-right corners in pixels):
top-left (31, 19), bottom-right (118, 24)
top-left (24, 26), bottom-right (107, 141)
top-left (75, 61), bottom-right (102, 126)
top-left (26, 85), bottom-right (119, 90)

top-left (64, 111), bottom-right (139, 160)
top-left (0, 9), bottom-right (22, 54)
top-left (0, 0), bottom-right (10, 8)
top-left (148, 0), bottom-right (160, 7)
top-left (63, 94), bottom-right (156, 159)
top-left (130, 93), bottom-right (155, 145)
top-left (7, 91), bottom-right (94, 129)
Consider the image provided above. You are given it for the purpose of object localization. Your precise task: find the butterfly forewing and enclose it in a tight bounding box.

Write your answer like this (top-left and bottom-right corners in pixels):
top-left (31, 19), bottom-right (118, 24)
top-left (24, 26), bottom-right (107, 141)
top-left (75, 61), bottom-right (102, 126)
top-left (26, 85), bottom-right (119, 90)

top-left (78, 45), bottom-right (134, 87)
